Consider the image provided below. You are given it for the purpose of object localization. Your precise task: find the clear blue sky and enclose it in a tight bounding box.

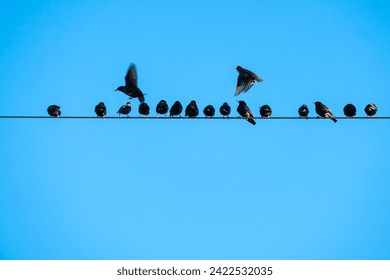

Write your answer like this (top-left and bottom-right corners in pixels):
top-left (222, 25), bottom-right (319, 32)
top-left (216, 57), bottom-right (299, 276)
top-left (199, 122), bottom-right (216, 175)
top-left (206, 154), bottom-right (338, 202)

top-left (1, 0), bottom-right (390, 259)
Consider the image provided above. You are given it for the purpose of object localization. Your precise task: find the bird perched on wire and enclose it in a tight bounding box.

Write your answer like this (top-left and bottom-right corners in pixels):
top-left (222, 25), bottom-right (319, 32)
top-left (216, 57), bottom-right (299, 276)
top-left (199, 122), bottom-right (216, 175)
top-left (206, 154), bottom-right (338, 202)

top-left (314, 101), bottom-right (337, 123)
top-left (169, 101), bottom-right (183, 118)
top-left (219, 102), bottom-right (231, 118)
top-left (185, 100), bottom-right (199, 118)
top-left (259, 104), bottom-right (272, 118)
top-left (95, 102), bottom-right (107, 118)
top-left (298, 104), bottom-right (309, 118)
top-left (343, 104), bottom-right (356, 118)
top-left (234, 66), bottom-right (263, 96)
top-left (138, 102), bottom-right (150, 117)
top-left (117, 102), bottom-right (131, 117)
top-left (115, 63), bottom-right (145, 103)
top-left (156, 100), bottom-right (169, 117)
top-left (365, 103), bottom-right (377, 117)
top-left (203, 105), bottom-right (215, 118)
top-left (47, 105), bottom-right (61, 117)
top-left (237, 100), bottom-right (256, 125)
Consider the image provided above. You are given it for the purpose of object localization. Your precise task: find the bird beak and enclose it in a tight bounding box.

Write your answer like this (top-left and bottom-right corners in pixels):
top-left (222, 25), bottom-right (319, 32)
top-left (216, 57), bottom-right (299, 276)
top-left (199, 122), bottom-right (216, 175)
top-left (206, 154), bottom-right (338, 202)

top-left (234, 66), bottom-right (238, 69)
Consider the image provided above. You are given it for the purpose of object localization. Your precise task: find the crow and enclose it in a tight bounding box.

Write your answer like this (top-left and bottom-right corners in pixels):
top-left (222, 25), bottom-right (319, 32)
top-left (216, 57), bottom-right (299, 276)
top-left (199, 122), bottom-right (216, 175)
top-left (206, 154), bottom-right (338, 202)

top-left (117, 102), bottom-right (131, 117)
top-left (234, 66), bottom-right (263, 96)
top-left (219, 102), bottom-right (231, 118)
top-left (115, 63), bottom-right (145, 103)
top-left (185, 100), bottom-right (199, 118)
top-left (47, 105), bottom-right (61, 117)
top-left (237, 100), bottom-right (256, 125)
top-left (95, 102), bottom-right (107, 118)
top-left (314, 101), bottom-right (337, 123)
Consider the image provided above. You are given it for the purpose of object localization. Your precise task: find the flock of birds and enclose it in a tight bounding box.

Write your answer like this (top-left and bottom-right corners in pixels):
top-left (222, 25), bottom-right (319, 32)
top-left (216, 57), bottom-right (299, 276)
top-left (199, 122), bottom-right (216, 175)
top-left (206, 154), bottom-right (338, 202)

top-left (46, 63), bottom-right (379, 125)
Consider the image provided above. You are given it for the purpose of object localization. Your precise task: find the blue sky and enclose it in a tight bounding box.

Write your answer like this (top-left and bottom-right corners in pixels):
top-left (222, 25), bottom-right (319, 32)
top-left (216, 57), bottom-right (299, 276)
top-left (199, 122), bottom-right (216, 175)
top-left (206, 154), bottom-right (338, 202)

top-left (1, 0), bottom-right (390, 259)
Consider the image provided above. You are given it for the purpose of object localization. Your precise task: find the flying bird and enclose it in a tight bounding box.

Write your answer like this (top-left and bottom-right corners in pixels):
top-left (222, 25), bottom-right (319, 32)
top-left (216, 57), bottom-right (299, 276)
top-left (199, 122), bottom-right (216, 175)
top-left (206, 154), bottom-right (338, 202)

top-left (234, 66), bottom-right (263, 96)
top-left (138, 102), bottom-right (150, 117)
top-left (365, 103), bottom-right (377, 117)
top-left (237, 100), bottom-right (256, 125)
top-left (259, 104), bottom-right (272, 118)
top-left (117, 102), bottom-right (131, 117)
top-left (47, 105), bottom-right (61, 117)
top-left (298, 104), bottom-right (309, 118)
top-left (169, 101), bottom-right (183, 117)
top-left (219, 102), bottom-right (231, 118)
top-left (185, 100), bottom-right (199, 118)
top-left (203, 105), bottom-right (215, 118)
top-left (115, 63), bottom-right (145, 103)
top-left (314, 101), bottom-right (337, 123)
top-left (95, 102), bottom-right (107, 118)
top-left (156, 100), bottom-right (169, 117)
top-left (343, 104), bottom-right (356, 118)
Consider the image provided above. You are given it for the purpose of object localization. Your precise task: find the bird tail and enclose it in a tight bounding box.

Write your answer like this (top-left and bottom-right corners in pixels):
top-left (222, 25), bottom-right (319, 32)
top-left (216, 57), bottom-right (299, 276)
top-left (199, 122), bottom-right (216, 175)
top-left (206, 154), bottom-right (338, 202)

top-left (247, 118), bottom-right (256, 125)
top-left (138, 94), bottom-right (145, 103)
top-left (332, 117), bottom-right (337, 123)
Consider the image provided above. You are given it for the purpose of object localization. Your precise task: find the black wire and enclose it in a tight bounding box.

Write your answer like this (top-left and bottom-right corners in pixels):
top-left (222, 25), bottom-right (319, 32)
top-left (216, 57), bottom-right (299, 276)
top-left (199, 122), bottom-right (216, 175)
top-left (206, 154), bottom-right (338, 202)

top-left (0, 116), bottom-right (388, 120)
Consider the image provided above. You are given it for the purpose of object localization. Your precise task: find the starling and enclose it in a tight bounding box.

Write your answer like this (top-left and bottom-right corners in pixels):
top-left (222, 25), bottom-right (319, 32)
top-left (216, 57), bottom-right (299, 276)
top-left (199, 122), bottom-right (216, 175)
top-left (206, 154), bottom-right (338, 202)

top-left (234, 66), bottom-right (263, 96)
top-left (298, 104), bottom-right (309, 118)
top-left (117, 102), bottom-right (131, 117)
top-left (203, 105), bottom-right (215, 118)
top-left (95, 102), bottom-right (107, 118)
top-left (169, 101), bottom-right (183, 117)
top-left (138, 102), bottom-right (150, 117)
top-left (47, 105), bottom-right (61, 117)
top-left (115, 63), bottom-right (145, 103)
top-left (219, 102), bottom-right (231, 118)
top-left (185, 100), bottom-right (199, 118)
top-left (259, 104), bottom-right (272, 118)
top-left (314, 101), bottom-right (337, 123)
top-left (365, 103), bottom-right (377, 117)
top-left (156, 100), bottom-right (169, 117)
top-left (237, 100), bottom-right (256, 125)
top-left (343, 104), bottom-right (357, 118)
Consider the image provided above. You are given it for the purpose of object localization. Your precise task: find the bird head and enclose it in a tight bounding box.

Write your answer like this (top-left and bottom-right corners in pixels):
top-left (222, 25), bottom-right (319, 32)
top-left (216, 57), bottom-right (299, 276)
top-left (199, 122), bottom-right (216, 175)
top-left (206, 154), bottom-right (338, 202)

top-left (115, 86), bottom-right (125, 92)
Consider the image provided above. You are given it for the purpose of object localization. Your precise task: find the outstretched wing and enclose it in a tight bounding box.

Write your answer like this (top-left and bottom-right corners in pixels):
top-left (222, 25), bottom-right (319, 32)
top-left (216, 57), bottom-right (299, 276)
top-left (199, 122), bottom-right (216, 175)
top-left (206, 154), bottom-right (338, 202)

top-left (125, 63), bottom-right (138, 87)
top-left (235, 75), bottom-right (254, 95)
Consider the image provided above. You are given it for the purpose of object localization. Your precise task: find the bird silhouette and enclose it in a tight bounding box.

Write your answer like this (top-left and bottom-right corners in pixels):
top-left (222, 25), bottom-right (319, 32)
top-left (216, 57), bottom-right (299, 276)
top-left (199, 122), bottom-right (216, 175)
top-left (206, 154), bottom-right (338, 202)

top-left (237, 100), bottom-right (256, 125)
top-left (156, 100), bottom-right (169, 117)
top-left (95, 102), bottom-right (107, 118)
top-left (203, 105), bottom-right (215, 118)
top-left (298, 104), bottom-right (309, 118)
top-left (365, 103), bottom-right (377, 117)
top-left (259, 104), bottom-right (272, 118)
top-left (219, 102), bottom-right (231, 118)
top-left (169, 101), bottom-right (183, 117)
top-left (138, 102), bottom-right (150, 117)
top-left (185, 100), bottom-right (199, 118)
top-left (343, 104), bottom-right (356, 118)
top-left (47, 105), bottom-right (61, 117)
top-left (117, 102), bottom-right (131, 117)
top-left (115, 63), bottom-right (145, 103)
top-left (314, 101), bottom-right (337, 122)
top-left (234, 66), bottom-right (263, 96)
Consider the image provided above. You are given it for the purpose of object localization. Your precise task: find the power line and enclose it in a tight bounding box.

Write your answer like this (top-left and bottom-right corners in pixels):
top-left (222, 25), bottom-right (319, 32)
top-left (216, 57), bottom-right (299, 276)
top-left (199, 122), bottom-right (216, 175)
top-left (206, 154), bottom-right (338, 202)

top-left (0, 116), bottom-right (389, 120)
